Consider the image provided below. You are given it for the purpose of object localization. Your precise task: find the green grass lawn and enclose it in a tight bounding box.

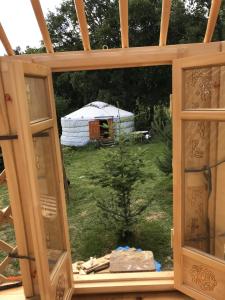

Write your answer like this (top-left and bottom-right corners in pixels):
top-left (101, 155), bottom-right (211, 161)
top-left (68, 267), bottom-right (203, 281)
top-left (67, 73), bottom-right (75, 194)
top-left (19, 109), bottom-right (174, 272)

top-left (0, 139), bottom-right (173, 275)
top-left (63, 139), bottom-right (173, 270)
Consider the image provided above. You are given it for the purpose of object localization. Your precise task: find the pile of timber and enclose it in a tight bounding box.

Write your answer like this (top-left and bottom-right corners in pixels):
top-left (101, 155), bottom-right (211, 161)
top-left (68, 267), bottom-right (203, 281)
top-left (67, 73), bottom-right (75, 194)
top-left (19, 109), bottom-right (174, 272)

top-left (72, 248), bottom-right (155, 275)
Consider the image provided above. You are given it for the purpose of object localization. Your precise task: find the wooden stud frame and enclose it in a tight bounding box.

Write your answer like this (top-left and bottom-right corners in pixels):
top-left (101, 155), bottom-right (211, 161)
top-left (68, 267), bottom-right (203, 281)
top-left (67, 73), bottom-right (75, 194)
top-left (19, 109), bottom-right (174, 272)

top-left (204, 0), bottom-right (222, 43)
top-left (0, 23), bottom-right (15, 56)
top-left (74, 0), bottom-right (91, 51)
top-left (0, 41), bottom-right (225, 300)
top-left (173, 51), bottom-right (225, 300)
top-left (30, 0), bottom-right (54, 53)
top-left (159, 0), bottom-right (172, 46)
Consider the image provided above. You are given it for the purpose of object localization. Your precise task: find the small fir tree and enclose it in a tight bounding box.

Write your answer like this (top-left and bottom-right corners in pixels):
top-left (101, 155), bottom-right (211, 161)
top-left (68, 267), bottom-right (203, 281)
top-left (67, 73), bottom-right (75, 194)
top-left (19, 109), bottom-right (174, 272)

top-left (91, 135), bottom-right (149, 243)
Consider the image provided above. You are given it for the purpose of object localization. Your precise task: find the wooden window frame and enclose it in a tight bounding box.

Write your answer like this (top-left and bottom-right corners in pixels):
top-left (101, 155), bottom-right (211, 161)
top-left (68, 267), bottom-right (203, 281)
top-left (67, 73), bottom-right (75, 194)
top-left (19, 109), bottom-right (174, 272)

top-left (1, 41), bottom-right (225, 297)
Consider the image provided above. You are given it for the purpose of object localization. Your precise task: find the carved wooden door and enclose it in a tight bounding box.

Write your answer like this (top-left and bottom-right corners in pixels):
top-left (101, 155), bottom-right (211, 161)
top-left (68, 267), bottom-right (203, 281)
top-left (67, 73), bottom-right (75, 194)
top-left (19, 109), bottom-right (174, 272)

top-left (0, 61), bottom-right (73, 300)
top-left (173, 52), bottom-right (225, 300)
top-left (89, 120), bottom-right (100, 139)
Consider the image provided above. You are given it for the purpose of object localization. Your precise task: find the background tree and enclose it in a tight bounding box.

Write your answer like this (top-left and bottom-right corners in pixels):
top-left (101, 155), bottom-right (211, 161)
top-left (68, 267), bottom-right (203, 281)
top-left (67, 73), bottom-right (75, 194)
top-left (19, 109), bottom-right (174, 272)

top-left (22, 0), bottom-right (225, 128)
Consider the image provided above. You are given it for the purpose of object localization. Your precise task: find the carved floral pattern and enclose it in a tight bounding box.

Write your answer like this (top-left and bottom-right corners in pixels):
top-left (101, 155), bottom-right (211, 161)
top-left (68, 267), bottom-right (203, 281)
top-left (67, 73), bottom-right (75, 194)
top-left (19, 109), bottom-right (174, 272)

top-left (56, 274), bottom-right (66, 300)
top-left (191, 265), bottom-right (217, 291)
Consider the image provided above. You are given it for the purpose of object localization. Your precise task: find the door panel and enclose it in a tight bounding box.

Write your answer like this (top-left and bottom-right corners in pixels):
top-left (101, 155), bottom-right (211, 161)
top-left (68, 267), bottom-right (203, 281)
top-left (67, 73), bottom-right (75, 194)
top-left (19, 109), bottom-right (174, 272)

top-left (0, 60), bottom-right (73, 300)
top-left (173, 52), bottom-right (225, 300)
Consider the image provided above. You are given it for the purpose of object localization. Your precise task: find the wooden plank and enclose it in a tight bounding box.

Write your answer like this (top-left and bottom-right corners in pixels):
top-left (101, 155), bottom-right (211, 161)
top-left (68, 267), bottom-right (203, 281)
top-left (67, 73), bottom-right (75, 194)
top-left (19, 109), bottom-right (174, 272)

top-left (204, 0), bottom-right (222, 43)
top-left (74, 271), bottom-right (174, 284)
top-left (0, 23), bottom-right (15, 56)
top-left (0, 61), bottom-right (37, 296)
top-left (30, 0), bottom-right (54, 53)
top-left (0, 42), bottom-right (220, 72)
top-left (0, 288), bottom-right (192, 300)
top-left (159, 0), bottom-right (171, 46)
top-left (0, 287), bottom-right (25, 300)
top-left (215, 66), bottom-right (225, 259)
top-left (74, 280), bottom-right (175, 295)
top-left (172, 59), bottom-right (184, 289)
top-left (74, 0), bottom-right (91, 51)
top-left (0, 240), bottom-right (14, 253)
top-left (73, 291), bottom-right (192, 300)
top-left (119, 0), bottom-right (129, 48)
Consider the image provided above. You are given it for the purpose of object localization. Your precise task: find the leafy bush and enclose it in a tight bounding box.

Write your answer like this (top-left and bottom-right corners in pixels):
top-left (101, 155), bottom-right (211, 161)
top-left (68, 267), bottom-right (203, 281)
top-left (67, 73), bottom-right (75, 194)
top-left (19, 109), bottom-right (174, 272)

top-left (151, 105), bottom-right (172, 175)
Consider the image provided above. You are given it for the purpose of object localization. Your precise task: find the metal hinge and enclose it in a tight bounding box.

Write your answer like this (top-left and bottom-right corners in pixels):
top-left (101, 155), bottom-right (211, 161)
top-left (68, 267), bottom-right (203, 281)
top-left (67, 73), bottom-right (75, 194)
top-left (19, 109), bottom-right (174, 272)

top-left (8, 251), bottom-right (35, 261)
top-left (0, 134), bottom-right (18, 141)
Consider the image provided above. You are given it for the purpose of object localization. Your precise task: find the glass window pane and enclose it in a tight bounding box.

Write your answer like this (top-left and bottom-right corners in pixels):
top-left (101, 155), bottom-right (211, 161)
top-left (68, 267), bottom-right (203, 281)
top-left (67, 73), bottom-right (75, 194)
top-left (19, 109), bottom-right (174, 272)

top-left (183, 120), bottom-right (225, 263)
top-left (183, 66), bottom-right (225, 109)
top-left (25, 76), bottom-right (51, 122)
top-left (33, 129), bottom-right (64, 273)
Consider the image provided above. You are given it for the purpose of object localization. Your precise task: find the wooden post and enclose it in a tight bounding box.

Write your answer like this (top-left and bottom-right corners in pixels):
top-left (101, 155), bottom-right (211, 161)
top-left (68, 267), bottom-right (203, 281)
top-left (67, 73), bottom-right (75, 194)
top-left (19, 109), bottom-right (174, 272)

top-left (0, 23), bottom-right (15, 56)
top-left (159, 0), bottom-right (172, 46)
top-left (119, 0), bottom-right (129, 48)
top-left (74, 0), bottom-right (91, 51)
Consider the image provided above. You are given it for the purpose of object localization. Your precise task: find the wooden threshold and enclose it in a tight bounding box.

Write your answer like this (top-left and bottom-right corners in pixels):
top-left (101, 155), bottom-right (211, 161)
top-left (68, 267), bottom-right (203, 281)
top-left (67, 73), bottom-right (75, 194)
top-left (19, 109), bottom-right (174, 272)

top-left (73, 271), bottom-right (174, 294)
top-left (0, 287), bottom-right (192, 300)
top-left (72, 291), bottom-right (193, 300)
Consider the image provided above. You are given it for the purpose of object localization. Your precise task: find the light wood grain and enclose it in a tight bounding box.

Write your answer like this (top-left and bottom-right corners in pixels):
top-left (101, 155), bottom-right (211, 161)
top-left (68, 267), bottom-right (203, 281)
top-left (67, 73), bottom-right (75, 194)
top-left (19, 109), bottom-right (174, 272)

top-left (119, 0), bottom-right (129, 48)
top-left (30, 0), bottom-right (54, 53)
top-left (159, 0), bottom-right (171, 46)
top-left (0, 41), bottom-right (221, 72)
top-left (0, 23), bottom-right (15, 56)
top-left (74, 0), bottom-right (91, 51)
top-left (204, 0), bottom-right (222, 43)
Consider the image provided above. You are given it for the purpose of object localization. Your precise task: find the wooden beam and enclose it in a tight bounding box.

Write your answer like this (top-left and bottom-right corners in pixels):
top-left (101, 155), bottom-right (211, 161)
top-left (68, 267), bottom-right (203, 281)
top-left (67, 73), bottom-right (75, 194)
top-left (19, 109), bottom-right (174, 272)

top-left (159, 0), bottom-right (172, 46)
top-left (0, 23), bottom-right (15, 56)
top-left (1, 41), bottom-right (220, 72)
top-left (74, 0), bottom-right (91, 51)
top-left (30, 0), bottom-right (54, 53)
top-left (204, 0), bottom-right (222, 43)
top-left (119, 0), bottom-right (129, 48)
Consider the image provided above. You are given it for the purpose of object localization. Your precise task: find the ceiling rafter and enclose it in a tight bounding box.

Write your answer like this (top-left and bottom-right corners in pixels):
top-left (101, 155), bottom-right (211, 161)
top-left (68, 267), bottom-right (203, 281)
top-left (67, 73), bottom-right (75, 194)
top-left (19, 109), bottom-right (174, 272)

top-left (0, 23), bottom-right (15, 56)
top-left (204, 0), bottom-right (222, 43)
top-left (74, 0), bottom-right (91, 51)
top-left (119, 0), bottom-right (129, 48)
top-left (159, 0), bottom-right (172, 46)
top-left (30, 0), bottom-right (54, 53)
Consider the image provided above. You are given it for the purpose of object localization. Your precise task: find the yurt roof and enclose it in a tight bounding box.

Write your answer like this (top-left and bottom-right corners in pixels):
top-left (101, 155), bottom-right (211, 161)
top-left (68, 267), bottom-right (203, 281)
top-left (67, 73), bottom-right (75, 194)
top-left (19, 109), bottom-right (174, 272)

top-left (62, 101), bottom-right (134, 121)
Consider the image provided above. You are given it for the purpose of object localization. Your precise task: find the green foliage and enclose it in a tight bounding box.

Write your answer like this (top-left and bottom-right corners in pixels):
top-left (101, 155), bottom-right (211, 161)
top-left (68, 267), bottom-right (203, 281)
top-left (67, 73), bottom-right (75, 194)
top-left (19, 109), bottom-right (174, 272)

top-left (90, 135), bottom-right (150, 242)
top-left (64, 142), bottom-right (173, 268)
top-left (151, 106), bottom-right (172, 175)
top-left (134, 101), bottom-right (151, 131)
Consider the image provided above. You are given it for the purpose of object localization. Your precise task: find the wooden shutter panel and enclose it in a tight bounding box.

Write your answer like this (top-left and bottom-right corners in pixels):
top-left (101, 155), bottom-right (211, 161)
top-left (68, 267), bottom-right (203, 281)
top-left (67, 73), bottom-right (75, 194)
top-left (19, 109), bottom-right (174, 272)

top-left (173, 52), bottom-right (225, 300)
top-left (89, 120), bottom-right (100, 140)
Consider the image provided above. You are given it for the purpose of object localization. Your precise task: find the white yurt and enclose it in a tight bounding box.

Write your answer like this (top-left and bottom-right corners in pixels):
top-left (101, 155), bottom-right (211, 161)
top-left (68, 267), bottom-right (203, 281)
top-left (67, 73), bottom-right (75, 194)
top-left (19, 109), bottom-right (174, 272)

top-left (61, 101), bottom-right (134, 147)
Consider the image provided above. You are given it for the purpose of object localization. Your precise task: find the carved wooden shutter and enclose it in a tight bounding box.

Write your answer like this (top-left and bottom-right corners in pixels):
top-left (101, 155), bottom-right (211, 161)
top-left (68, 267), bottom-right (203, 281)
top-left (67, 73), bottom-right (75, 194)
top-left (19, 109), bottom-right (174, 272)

top-left (173, 52), bottom-right (225, 300)
top-left (0, 61), bottom-right (73, 300)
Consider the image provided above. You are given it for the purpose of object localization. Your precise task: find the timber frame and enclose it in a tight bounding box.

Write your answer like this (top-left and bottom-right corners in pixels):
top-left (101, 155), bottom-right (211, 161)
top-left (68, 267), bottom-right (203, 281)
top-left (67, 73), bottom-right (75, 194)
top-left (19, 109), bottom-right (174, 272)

top-left (0, 0), bottom-right (225, 299)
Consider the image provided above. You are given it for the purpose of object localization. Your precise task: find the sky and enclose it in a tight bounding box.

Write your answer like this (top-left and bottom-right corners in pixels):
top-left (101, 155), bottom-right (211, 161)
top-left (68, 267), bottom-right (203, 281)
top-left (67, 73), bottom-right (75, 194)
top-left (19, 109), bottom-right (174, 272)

top-left (0, 0), bottom-right (63, 55)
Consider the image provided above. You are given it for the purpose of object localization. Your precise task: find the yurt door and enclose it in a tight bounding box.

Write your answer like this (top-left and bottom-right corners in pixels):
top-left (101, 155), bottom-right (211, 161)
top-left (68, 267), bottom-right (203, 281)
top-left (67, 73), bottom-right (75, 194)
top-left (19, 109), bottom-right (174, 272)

top-left (0, 61), bottom-right (73, 300)
top-left (173, 52), bottom-right (225, 300)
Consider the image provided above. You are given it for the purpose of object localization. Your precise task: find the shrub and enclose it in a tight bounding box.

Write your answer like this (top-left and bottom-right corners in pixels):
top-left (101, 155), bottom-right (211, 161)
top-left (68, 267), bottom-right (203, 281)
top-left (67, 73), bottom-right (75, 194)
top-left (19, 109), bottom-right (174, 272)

top-left (151, 105), bottom-right (172, 175)
top-left (90, 134), bottom-right (150, 243)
